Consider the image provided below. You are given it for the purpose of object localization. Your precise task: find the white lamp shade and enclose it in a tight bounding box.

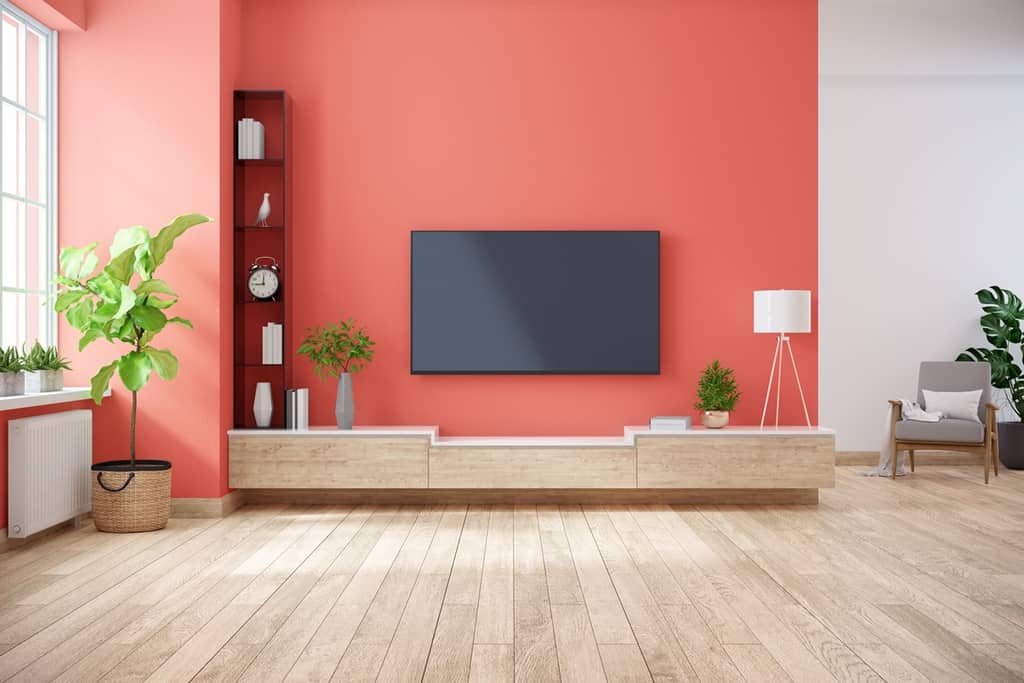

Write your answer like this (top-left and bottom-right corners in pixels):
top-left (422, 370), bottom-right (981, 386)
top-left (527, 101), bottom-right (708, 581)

top-left (753, 290), bottom-right (811, 333)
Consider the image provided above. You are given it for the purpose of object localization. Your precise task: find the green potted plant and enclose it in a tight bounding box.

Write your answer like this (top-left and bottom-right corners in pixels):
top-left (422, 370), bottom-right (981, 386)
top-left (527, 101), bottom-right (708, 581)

top-left (0, 346), bottom-right (25, 397)
top-left (694, 359), bottom-right (740, 429)
top-left (54, 214), bottom-right (211, 532)
top-left (958, 285), bottom-right (1024, 469)
top-left (297, 318), bottom-right (375, 429)
top-left (23, 342), bottom-right (71, 393)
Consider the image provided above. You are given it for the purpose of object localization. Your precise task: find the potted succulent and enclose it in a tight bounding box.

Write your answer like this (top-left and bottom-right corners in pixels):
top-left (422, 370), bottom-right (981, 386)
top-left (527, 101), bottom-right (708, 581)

top-left (958, 285), bottom-right (1024, 469)
top-left (0, 346), bottom-right (25, 396)
top-left (54, 214), bottom-right (211, 532)
top-left (694, 359), bottom-right (740, 429)
top-left (297, 318), bottom-right (375, 429)
top-left (23, 342), bottom-right (71, 393)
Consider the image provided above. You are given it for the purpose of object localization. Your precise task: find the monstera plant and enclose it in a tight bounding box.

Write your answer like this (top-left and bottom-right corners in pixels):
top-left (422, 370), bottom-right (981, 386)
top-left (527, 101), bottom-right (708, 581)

top-left (958, 285), bottom-right (1024, 470)
top-left (958, 286), bottom-right (1024, 420)
top-left (54, 214), bottom-right (211, 532)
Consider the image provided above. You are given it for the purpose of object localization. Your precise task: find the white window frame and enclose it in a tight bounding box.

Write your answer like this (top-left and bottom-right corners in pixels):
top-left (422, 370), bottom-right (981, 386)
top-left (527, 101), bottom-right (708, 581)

top-left (0, 0), bottom-right (57, 348)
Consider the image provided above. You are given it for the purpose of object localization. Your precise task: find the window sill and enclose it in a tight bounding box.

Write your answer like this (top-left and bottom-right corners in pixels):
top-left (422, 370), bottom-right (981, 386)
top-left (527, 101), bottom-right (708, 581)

top-left (0, 387), bottom-right (109, 412)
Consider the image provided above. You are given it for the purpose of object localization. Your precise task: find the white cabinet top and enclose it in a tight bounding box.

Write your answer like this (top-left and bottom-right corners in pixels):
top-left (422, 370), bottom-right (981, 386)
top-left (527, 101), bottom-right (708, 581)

top-left (228, 424), bottom-right (835, 447)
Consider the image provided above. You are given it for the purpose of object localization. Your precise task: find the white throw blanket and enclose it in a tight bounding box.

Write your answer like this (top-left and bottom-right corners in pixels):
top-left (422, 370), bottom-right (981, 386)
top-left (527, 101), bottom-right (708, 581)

top-left (861, 399), bottom-right (942, 477)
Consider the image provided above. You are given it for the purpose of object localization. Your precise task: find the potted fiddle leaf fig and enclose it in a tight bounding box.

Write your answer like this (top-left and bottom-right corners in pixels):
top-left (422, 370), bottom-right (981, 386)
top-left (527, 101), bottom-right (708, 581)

top-left (0, 346), bottom-right (25, 396)
top-left (694, 359), bottom-right (740, 428)
top-left (958, 285), bottom-right (1024, 469)
top-left (54, 214), bottom-right (211, 532)
top-left (23, 342), bottom-right (71, 392)
top-left (297, 318), bottom-right (375, 429)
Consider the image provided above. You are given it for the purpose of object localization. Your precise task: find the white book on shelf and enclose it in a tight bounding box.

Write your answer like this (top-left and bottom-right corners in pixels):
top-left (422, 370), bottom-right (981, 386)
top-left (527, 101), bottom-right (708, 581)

top-left (297, 388), bottom-right (309, 430)
top-left (237, 120), bottom-right (245, 159)
top-left (247, 118), bottom-right (256, 160)
top-left (261, 324), bottom-right (270, 364)
top-left (255, 121), bottom-right (265, 160)
top-left (273, 323), bottom-right (283, 364)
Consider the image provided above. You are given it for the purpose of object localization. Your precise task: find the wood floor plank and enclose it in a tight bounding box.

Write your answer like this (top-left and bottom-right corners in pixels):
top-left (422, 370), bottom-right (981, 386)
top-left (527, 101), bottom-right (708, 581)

top-left (550, 603), bottom-right (608, 683)
top-left (474, 505), bottom-right (514, 645)
top-left (537, 504), bottom-right (584, 606)
top-left (422, 603), bottom-right (476, 683)
top-left (597, 643), bottom-right (651, 682)
top-left (513, 505), bottom-right (559, 682)
top-left (559, 506), bottom-right (634, 644)
top-left (469, 643), bottom-right (513, 682)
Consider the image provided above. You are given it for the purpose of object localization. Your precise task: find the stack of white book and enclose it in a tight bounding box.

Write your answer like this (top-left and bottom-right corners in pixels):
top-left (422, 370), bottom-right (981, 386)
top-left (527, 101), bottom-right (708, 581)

top-left (649, 416), bottom-right (691, 432)
top-left (237, 118), bottom-right (265, 159)
top-left (261, 323), bottom-right (283, 365)
top-left (285, 388), bottom-right (309, 430)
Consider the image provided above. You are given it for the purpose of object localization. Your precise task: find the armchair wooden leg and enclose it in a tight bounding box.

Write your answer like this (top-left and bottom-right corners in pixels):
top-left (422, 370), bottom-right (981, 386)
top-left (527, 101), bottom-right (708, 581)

top-left (984, 442), bottom-right (990, 484)
top-left (892, 448), bottom-right (899, 480)
top-left (909, 449), bottom-right (915, 472)
top-left (993, 434), bottom-right (1000, 478)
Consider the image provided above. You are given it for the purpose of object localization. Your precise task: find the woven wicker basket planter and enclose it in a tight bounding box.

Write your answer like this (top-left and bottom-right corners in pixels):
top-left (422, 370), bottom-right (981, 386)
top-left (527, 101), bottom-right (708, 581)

top-left (91, 460), bottom-right (172, 533)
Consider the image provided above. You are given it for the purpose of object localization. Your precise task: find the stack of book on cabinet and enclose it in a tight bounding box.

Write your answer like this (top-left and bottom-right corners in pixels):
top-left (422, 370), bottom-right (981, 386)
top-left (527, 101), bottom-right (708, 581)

top-left (284, 388), bottom-right (309, 430)
top-left (649, 416), bottom-right (691, 432)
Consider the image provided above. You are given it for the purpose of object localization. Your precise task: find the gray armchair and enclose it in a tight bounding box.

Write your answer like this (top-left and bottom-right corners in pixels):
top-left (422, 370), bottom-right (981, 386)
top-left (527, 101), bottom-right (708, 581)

top-left (889, 361), bottom-right (999, 483)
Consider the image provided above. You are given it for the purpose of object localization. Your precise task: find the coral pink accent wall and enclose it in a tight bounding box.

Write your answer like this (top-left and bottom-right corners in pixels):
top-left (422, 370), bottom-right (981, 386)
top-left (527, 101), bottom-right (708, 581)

top-left (239, 0), bottom-right (818, 434)
top-left (57, 0), bottom-right (234, 499)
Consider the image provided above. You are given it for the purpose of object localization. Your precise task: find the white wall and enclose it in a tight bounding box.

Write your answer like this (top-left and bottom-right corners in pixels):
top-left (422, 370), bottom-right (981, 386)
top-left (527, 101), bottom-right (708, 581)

top-left (819, 0), bottom-right (1024, 450)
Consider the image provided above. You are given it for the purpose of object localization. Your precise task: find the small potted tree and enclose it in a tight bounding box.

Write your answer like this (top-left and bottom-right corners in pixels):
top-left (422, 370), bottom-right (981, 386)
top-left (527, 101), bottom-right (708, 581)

top-left (694, 359), bottom-right (740, 428)
top-left (958, 285), bottom-right (1024, 469)
top-left (0, 346), bottom-right (25, 396)
top-left (54, 214), bottom-right (211, 532)
top-left (23, 342), bottom-right (71, 392)
top-left (297, 318), bottom-right (375, 429)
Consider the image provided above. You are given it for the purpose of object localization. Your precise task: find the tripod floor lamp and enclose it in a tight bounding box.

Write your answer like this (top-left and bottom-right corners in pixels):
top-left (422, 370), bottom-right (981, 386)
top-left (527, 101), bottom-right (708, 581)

top-left (754, 290), bottom-right (812, 428)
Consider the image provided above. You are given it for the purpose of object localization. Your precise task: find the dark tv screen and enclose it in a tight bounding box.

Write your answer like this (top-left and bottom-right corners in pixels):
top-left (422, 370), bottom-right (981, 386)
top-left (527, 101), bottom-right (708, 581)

top-left (411, 230), bottom-right (660, 374)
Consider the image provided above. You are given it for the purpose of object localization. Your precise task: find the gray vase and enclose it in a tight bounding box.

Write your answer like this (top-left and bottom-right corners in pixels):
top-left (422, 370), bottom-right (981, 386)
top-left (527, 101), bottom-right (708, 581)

top-left (335, 372), bottom-right (354, 429)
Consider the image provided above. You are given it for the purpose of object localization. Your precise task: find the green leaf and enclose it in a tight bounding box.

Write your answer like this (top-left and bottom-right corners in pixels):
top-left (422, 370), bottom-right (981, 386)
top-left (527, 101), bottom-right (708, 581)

top-left (109, 226), bottom-right (149, 257)
top-left (134, 279), bottom-right (176, 297)
top-left (977, 286), bottom-right (1024, 323)
top-left (86, 272), bottom-right (121, 302)
top-left (980, 312), bottom-right (1022, 349)
top-left (90, 361), bottom-right (118, 404)
top-left (55, 289), bottom-right (87, 312)
top-left (146, 295), bottom-right (177, 310)
top-left (78, 327), bottom-right (104, 352)
top-left (958, 347), bottom-right (1021, 389)
top-left (117, 351), bottom-right (153, 392)
top-left (130, 304), bottom-right (167, 332)
top-left (150, 214), bottom-right (211, 267)
top-left (104, 248), bottom-right (137, 285)
top-left (59, 243), bottom-right (98, 280)
top-left (113, 285), bottom-right (136, 320)
top-left (66, 298), bottom-right (94, 330)
top-left (167, 316), bottom-right (193, 329)
top-left (143, 346), bottom-right (178, 380)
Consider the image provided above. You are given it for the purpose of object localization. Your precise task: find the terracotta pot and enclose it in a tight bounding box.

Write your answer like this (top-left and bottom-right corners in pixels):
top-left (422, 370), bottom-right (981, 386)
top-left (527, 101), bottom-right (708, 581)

top-left (701, 410), bottom-right (730, 429)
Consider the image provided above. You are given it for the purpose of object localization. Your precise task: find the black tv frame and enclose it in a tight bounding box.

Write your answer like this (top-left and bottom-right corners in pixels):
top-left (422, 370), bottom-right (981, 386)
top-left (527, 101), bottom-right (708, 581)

top-left (409, 229), bottom-right (661, 375)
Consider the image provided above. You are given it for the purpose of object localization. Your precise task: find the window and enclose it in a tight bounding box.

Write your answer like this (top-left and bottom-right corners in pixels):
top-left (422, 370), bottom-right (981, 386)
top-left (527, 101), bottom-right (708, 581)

top-left (0, 1), bottom-right (55, 349)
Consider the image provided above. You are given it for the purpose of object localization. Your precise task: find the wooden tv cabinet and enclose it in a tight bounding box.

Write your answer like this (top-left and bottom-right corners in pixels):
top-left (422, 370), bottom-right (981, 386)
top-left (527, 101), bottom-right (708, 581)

top-left (227, 426), bottom-right (835, 504)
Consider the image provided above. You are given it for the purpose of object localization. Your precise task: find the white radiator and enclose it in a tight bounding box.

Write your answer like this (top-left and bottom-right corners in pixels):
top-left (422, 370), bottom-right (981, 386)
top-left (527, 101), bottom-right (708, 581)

top-left (8, 409), bottom-right (92, 539)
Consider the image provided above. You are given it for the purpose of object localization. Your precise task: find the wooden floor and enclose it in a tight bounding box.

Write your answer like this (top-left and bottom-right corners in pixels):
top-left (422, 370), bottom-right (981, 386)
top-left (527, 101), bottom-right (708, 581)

top-left (2, 467), bottom-right (1024, 682)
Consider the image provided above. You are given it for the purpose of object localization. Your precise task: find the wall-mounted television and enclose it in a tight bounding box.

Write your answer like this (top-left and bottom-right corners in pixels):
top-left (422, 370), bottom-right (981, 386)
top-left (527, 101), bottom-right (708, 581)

top-left (411, 230), bottom-right (660, 374)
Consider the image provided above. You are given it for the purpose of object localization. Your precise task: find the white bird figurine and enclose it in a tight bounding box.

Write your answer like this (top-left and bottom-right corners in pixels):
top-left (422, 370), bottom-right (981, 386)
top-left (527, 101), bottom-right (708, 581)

top-left (255, 192), bottom-right (271, 227)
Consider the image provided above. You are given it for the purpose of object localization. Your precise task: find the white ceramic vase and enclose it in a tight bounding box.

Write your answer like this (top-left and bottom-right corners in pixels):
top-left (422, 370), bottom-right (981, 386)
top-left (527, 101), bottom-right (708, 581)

top-left (254, 382), bottom-right (273, 427)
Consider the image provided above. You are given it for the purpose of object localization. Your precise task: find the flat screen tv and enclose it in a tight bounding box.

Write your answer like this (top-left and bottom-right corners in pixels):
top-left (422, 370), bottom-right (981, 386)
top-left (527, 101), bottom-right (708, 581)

top-left (411, 230), bottom-right (660, 374)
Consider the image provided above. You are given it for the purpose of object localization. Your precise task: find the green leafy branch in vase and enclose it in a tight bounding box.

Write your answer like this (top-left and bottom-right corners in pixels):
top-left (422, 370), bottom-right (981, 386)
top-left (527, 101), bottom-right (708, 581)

top-left (297, 318), bottom-right (376, 379)
top-left (53, 214), bottom-right (211, 464)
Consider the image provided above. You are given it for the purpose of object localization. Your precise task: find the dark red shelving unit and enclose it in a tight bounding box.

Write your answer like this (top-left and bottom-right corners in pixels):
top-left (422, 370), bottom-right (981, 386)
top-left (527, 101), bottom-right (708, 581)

top-left (233, 90), bottom-right (290, 428)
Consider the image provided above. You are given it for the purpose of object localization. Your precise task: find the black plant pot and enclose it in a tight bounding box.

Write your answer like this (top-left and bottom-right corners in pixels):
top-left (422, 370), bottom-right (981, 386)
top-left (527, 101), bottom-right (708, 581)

top-left (997, 422), bottom-right (1024, 470)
